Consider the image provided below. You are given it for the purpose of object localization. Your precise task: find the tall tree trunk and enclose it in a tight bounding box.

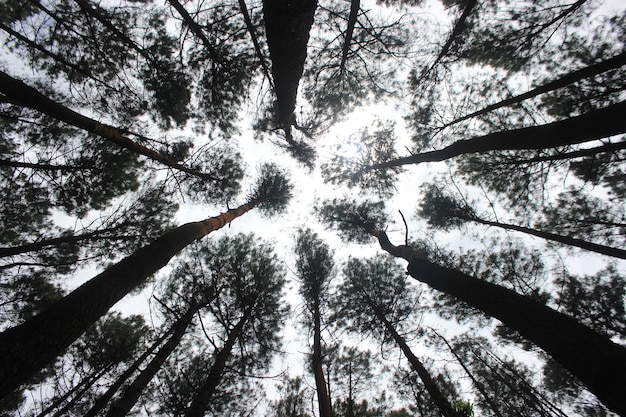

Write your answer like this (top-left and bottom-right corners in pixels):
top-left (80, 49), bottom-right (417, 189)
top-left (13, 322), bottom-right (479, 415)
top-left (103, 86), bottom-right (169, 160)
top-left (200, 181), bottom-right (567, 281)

top-left (366, 101), bottom-right (626, 170)
top-left (83, 327), bottom-right (174, 417)
top-left (166, 0), bottom-right (219, 61)
top-left (34, 365), bottom-right (111, 417)
top-left (338, 0), bottom-right (360, 77)
top-left (503, 140), bottom-right (626, 165)
top-left (431, 330), bottom-right (505, 417)
top-left (0, 227), bottom-right (127, 258)
top-left (262, 0), bottom-right (317, 136)
top-left (312, 301), bottom-right (332, 417)
top-left (441, 51), bottom-right (626, 129)
top-left (471, 217), bottom-right (626, 259)
top-left (0, 70), bottom-right (217, 181)
top-left (369, 229), bottom-right (626, 415)
top-left (415, 0), bottom-right (477, 86)
top-left (106, 302), bottom-right (199, 417)
top-left (365, 298), bottom-right (461, 417)
top-left (0, 199), bottom-right (262, 399)
top-left (237, 0), bottom-right (274, 89)
top-left (184, 311), bottom-right (251, 417)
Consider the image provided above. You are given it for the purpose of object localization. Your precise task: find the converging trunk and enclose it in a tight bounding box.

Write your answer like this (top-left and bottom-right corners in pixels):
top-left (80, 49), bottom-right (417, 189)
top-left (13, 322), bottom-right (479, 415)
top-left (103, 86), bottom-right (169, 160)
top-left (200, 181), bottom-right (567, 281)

top-left (472, 217), bottom-right (626, 259)
top-left (367, 299), bottom-right (461, 417)
top-left (0, 200), bottom-right (260, 399)
top-left (312, 302), bottom-right (332, 417)
top-left (367, 101), bottom-right (626, 170)
top-left (106, 303), bottom-right (199, 417)
top-left (263, 0), bottom-right (317, 135)
top-left (184, 312), bottom-right (250, 417)
top-left (370, 229), bottom-right (626, 415)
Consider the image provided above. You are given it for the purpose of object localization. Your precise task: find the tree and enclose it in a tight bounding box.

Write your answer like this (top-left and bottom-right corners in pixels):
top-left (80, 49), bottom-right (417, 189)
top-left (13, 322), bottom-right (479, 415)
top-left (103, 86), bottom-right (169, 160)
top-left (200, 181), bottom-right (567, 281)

top-left (183, 234), bottom-right (287, 417)
top-left (0, 163), bottom-right (292, 399)
top-left (318, 198), bottom-right (626, 415)
top-left (417, 182), bottom-right (626, 259)
top-left (334, 254), bottom-right (467, 417)
top-left (294, 228), bottom-right (334, 417)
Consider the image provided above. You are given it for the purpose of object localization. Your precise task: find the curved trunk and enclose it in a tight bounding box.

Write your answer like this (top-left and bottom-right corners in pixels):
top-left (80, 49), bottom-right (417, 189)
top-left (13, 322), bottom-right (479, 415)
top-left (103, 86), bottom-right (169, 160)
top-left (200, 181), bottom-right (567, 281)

top-left (370, 231), bottom-right (626, 415)
top-left (0, 201), bottom-right (259, 399)
top-left (312, 301), bottom-right (332, 417)
top-left (473, 217), bottom-right (626, 259)
top-left (367, 101), bottom-right (626, 170)
top-left (0, 70), bottom-right (217, 181)
top-left (184, 312), bottom-right (250, 417)
top-left (106, 303), bottom-right (199, 417)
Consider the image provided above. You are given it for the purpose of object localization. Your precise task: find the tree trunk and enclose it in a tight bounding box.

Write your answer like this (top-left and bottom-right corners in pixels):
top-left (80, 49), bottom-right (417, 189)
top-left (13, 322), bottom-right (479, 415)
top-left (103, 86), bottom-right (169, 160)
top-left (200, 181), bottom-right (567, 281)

top-left (262, 0), bottom-right (317, 134)
top-left (441, 51), bottom-right (626, 129)
top-left (471, 217), bottom-right (626, 259)
top-left (166, 0), bottom-right (219, 61)
top-left (432, 330), bottom-right (505, 417)
top-left (34, 365), bottom-right (111, 417)
top-left (312, 301), bottom-right (332, 417)
top-left (0, 70), bottom-right (216, 181)
top-left (83, 327), bottom-right (174, 417)
top-left (184, 312), bottom-right (250, 417)
top-left (237, 0), bottom-right (274, 89)
top-left (367, 299), bottom-right (461, 417)
top-left (415, 0), bottom-right (477, 86)
top-left (370, 230), bottom-right (626, 415)
top-left (503, 140), bottom-right (626, 165)
top-left (339, 0), bottom-right (360, 76)
top-left (0, 200), bottom-right (260, 399)
top-left (0, 227), bottom-right (126, 258)
top-left (106, 303), bottom-right (199, 417)
top-left (366, 100), bottom-right (626, 170)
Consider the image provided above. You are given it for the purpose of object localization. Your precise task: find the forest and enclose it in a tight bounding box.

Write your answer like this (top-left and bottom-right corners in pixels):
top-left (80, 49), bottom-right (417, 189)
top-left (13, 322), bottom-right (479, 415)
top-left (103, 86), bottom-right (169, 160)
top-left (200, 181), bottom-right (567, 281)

top-left (0, 0), bottom-right (625, 415)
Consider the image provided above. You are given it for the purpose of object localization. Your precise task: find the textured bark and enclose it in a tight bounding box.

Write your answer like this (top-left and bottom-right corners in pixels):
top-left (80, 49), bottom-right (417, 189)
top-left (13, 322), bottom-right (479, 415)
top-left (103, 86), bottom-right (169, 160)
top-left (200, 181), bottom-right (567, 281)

top-left (369, 230), bottom-right (626, 415)
top-left (263, 0), bottom-right (317, 131)
top-left (441, 51), bottom-right (626, 129)
top-left (184, 312), bottom-right (250, 417)
top-left (0, 201), bottom-right (258, 399)
top-left (106, 303), bottom-right (199, 417)
top-left (83, 329), bottom-right (173, 417)
top-left (312, 301), bottom-right (332, 417)
top-left (0, 70), bottom-right (216, 181)
top-left (365, 298), bottom-right (461, 417)
top-left (473, 217), bottom-right (626, 259)
top-left (367, 101), bottom-right (626, 170)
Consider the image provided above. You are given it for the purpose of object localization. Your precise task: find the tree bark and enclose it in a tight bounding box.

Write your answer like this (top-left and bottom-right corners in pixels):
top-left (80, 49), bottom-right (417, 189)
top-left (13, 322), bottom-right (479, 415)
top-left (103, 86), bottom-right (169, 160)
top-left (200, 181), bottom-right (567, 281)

top-left (367, 100), bottom-right (626, 170)
top-left (0, 70), bottom-right (217, 181)
top-left (106, 303), bottom-right (199, 417)
top-left (502, 140), bottom-right (626, 165)
top-left (184, 311), bottom-right (251, 417)
top-left (441, 51), bottom-right (626, 129)
top-left (0, 200), bottom-right (260, 399)
top-left (471, 217), bottom-right (626, 259)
